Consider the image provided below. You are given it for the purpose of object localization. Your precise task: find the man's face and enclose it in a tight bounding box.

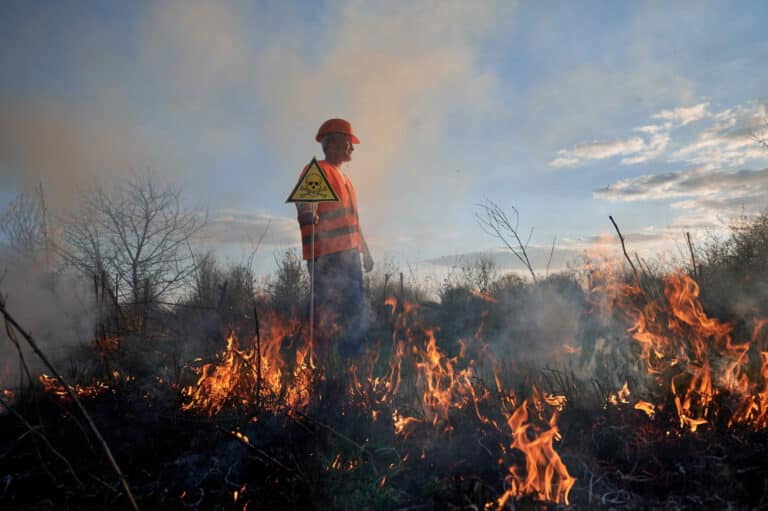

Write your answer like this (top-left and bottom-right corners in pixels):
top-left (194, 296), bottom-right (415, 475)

top-left (326, 133), bottom-right (354, 162)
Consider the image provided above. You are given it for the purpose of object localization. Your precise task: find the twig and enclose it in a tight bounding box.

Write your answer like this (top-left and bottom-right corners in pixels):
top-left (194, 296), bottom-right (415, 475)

top-left (253, 304), bottom-right (261, 409)
top-left (545, 235), bottom-right (556, 278)
top-left (0, 393), bottom-right (84, 488)
top-left (293, 411), bottom-right (374, 462)
top-left (217, 426), bottom-right (297, 475)
top-left (476, 200), bottom-right (537, 282)
top-left (608, 216), bottom-right (640, 288)
top-left (685, 232), bottom-right (698, 278)
top-left (89, 473), bottom-right (122, 497)
top-left (3, 312), bottom-right (35, 391)
top-left (0, 295), bottom-right (140, 511)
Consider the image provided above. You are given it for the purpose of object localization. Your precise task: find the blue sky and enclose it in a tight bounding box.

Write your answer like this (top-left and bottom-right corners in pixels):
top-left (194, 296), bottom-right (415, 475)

top-left (1, 0), bottom-right (767, 277)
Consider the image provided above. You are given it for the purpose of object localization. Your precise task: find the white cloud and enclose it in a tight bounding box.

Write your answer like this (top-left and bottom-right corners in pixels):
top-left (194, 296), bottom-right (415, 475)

top-left (549, 155), bottom-right (582, 168)
top-left (195, 209), bottom-right (299, 248)
top-left (652, 101), bottom-right (710, 126)
top-left (620, 132), bottom-right (671, 164)
top-left (549, 102), bottom-right (766, 168)
top-left (595, 166), bottom-right (768, 202)
top-left (549, 137), bottom-right (646, 167)
top-left (573, 137), bottom-right (646, 159)
top-left (671, 103), bottom-right (768, 168)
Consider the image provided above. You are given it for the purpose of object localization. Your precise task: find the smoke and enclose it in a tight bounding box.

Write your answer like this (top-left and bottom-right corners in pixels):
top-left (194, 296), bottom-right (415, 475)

top-left (242, 1), bottom-right (509, 234)
top-left (0, 97), bottom-right (172, 211)
top-left (0, 250), bottom-right (97, 388)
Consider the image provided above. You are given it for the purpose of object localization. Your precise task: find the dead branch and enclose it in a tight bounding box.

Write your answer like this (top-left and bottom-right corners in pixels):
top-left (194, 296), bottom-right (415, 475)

top-left (476, 200), bottom-right (537, 282)
top-left (217, 425), bottom-right (298, 476)
top-left (253, 304), bottom-right (262, 408)
top-left (685, 232), bottom-right (698, 277)
top-left (0, 393), bottom-right (84, 488)
top-left (608, 216), bottom-right (641, 288)
top-left (3, 310), bottom-right (34, 390)
top-left (545, 235), bottom-right (556, 278)
top-left (0, 294), bottom-right (140, 511)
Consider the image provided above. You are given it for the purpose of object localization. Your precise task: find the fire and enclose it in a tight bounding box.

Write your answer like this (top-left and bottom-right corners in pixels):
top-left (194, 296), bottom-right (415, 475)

top-left (180, 296), bottom-right (577, 507)
top-left (593, 270), bottom-right (768, 432)
top-left (562, 343), bottom-right (581, 354)
top-left (495, 387), bottom-right (575, 507)
top-left (608, 381), bottom-right (631, 406)
top-left (36, 373), bottom-right (126, 400)
top-left (470, 288), bottom-right (498, 303)
top-left (634, 400), bottom-right (656, 419)
top-left (182, 313), bottom-right (310, 416)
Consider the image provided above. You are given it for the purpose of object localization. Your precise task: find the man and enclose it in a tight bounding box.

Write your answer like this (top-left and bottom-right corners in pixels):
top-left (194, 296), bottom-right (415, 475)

top-left (295, 118), bottom-right (374, 357)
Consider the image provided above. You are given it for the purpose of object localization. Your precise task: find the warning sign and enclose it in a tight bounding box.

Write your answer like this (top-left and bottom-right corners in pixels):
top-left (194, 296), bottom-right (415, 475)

top-left (286, 157), bottom-right (339, 203)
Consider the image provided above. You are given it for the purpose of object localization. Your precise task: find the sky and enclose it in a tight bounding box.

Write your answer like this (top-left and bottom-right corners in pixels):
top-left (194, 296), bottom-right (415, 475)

top-left (1, 0), bottom-right (767, 280)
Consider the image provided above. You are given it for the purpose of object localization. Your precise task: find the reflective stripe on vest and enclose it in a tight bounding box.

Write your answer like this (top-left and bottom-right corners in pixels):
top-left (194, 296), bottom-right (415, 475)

top-left (302, 224), bottom-right (360, 245)
top-left (296, 161), bottom-right (362, 259)
top-left (319, 207), bottom-right (356, 221)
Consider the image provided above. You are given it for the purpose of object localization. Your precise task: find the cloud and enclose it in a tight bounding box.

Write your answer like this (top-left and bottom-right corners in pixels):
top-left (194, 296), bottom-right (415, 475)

top-left (550, 135), bottom-right (670, 168)
top-left (550, 137), bottom-right (645, 167)
top-left (194, 209), bottom-right (299, 248)
top-left (548, 101), bottom-right (732, 168)
top-left (425, 246), bottom-right (582, 274)
top-left (594, 166), bottom-right (768, 203)
top-left (620, 131), bottom-right (671, 164)
top-left (671, 103), bottom-right (768, 168)
top-left (562, 230), bottom-right (674, 248)
top-left (589, 102), bottom-right (768, 236)
top-left (652, 102), bottom-right (710, 125)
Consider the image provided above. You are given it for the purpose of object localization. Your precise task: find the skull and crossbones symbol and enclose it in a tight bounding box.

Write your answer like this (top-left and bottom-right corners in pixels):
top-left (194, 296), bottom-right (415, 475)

top-left (303, 174), bottom-right (323, 196)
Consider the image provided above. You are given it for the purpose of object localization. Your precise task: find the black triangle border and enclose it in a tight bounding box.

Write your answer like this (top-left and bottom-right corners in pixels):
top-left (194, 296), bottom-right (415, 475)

top-left (286, 157), bottom-right (340, 203)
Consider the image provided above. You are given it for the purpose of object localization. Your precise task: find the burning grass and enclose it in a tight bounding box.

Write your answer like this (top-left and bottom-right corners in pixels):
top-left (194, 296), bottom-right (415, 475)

top-left (3, 265), bottom-right (768, 509)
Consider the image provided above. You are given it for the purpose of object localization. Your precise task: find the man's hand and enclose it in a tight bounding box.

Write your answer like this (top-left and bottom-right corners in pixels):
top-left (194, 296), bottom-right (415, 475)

top-left (363, 250), bottom-right (374, 273)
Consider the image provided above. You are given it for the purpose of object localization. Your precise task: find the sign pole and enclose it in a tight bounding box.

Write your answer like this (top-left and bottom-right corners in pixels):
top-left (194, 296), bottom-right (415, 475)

top-left (309, 203), bottom-right (317, 360)
top-left (286, 157), bottom-right (339, 365)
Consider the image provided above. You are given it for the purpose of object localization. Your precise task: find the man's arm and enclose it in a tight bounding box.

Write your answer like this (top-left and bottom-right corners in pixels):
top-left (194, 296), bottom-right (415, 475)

top-left (296, 203), bottom-right (317, 226)
top-left (359, 227), bottom-right (374, 273)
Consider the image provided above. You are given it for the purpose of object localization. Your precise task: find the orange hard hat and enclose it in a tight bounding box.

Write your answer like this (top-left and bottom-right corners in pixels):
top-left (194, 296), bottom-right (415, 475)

top-left (315, 118), bottom-right (360, 144)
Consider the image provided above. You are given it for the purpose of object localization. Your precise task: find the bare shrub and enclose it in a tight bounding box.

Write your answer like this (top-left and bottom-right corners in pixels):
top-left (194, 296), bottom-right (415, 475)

top-left (265, 249), bottom-right (309, 316)
top-left (59, 174), bottom-right (205, 306)
top-left (0, 191), bottom-right (46, 260)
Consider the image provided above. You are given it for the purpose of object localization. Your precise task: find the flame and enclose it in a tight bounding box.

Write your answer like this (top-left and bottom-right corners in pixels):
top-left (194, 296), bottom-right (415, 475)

top-left (37, 373), bottom-right (119, 400)
top-left (592, 270), bottom-right (768, 432)
top-left (634, 400), bottom-right (656, 419)
top-left (496, 387), bottom-right (575, 507)
top-left (178, 295), bottom-right (577, 507)
top-left (562, 343), bottom-right (581, 354)
top-left (182, 313), bottom-right (311, 416)
top-left (608, 381), bottom-right (631, 406)
top-left (470, 288), bottom-right (498, 303)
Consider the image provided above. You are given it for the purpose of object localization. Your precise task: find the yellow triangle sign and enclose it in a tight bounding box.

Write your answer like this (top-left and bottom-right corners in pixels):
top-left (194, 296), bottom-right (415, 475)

top-left (286, 157), bottom-right (339, 203)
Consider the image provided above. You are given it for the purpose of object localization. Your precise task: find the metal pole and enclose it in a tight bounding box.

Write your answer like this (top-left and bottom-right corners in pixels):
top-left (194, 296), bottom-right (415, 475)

top-left (309, 203), bottom-right (317, 359)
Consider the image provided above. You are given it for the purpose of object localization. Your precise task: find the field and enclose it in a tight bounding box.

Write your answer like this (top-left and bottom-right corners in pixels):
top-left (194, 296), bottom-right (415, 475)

top-left (2, 213), bottom-right (768, 510)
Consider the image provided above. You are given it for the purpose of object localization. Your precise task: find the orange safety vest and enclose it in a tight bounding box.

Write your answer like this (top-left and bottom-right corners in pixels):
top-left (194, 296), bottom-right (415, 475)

top-left (295, 160), bottom-right (362, 260)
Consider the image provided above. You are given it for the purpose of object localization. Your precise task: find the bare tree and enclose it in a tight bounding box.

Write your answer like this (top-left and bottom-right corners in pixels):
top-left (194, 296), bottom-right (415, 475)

top-left (475, 199), bottom-right (538, 282)
top-left (59, 174), bottom-right (206, 305)
top-left (0, 192), bottom-right (45, 259)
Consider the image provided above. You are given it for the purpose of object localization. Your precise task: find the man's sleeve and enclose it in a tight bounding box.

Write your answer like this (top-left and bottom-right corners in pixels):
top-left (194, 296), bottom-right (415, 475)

top-left (296, 203), bottom-right (314, 226)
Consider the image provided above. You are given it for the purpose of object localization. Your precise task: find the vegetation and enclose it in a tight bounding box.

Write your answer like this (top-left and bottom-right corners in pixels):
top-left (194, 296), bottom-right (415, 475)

top-left (2, 179), bottom-right (768, 509)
